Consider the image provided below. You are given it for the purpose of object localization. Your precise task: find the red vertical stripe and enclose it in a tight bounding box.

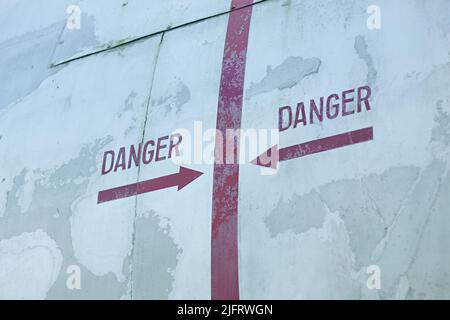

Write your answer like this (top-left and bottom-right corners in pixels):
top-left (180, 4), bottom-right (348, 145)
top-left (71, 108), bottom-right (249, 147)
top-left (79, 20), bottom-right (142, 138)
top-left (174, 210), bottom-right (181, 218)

top-left (211, 0), bottom-right (254, 300)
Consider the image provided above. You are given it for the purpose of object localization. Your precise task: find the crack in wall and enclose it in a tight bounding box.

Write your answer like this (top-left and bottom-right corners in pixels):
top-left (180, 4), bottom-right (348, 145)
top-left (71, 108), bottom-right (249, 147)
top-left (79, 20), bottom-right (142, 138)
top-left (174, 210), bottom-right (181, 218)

top-left (405, 169), bottom-right (445, 275)
top-left (128, 32), bottom-right (165, 300)
top-left (369, 169), bottom-right (422, 263)
top-left (52, 0), bottom-right (272, 67)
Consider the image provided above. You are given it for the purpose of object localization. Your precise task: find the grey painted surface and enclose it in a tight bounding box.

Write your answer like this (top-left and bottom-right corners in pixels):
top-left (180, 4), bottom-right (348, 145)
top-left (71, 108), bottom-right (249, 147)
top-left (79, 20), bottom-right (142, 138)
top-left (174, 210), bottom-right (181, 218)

top-left (1, 0), bottom-right (449, 299)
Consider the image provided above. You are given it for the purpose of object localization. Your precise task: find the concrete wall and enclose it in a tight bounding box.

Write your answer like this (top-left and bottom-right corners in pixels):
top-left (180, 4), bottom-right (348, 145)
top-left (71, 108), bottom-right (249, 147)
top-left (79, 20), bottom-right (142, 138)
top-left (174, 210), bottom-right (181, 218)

top-left (0, 0), bottom-right (449, 299)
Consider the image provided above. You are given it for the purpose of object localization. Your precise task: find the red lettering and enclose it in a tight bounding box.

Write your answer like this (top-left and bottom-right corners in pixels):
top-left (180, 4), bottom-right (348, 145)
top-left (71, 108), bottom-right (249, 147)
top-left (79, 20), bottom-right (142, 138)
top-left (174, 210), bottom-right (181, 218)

top-left (102, 151), bottom-right (115, 175)
top-left (294, 102), bottom-right (307, 128)
top-left (358, 86), bottom-right (372, 112)
top-left (128, 143), bottom-right (142, 169)
top-left (278, 106), bottom-right (292, 132)
top-left (342, 88), bottom-right (356, 116)
top-left (156, 136), bottom-right (169, 162)
top-left (114, 147), bottom-right (126, 172)
top-left (326, 93), bottom-right (340, 119)
top-left (310, 97), bottom-right (324, 124)
top-left (143, 140), bottom-right (154, 164)
top-left (168, 134), bottom-right (182, 159)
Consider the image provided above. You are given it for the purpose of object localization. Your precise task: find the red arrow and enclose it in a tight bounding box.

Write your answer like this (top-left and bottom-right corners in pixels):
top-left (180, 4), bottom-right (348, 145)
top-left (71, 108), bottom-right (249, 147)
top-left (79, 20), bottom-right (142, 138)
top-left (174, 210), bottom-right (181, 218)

top-left (251, 127), bottom-right (374, 169)
top-left (97, 166), bottom-right (204, 204)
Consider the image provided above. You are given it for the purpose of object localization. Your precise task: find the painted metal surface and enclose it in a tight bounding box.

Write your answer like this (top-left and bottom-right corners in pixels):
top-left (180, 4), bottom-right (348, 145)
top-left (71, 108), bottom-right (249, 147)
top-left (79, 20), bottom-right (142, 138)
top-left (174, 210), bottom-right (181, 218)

top-left (1, 0), bottom-right (450, 300)
top-left (0, 0), bottom-right (74, 111)
top-left (211, 0), bottom-right (254, 300)
top-left (52, 0), bottom-right (264, 65)
top-left (133, 13), bottom-right (228, 299)
top-left (239, 0), bottom-right (450, 299)
top-left (0, 0), bottom-right (72, 43)
top-left (0, 33), bottom-right (163, 298)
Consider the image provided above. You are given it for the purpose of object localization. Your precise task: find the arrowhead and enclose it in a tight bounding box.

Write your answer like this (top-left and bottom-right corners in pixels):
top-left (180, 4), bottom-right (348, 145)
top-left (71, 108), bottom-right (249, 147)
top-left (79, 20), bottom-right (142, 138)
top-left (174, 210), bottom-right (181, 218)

top-left (250, 145), bottom-right (279, 169)
top-left (177, 166), bottom-right (204, 190)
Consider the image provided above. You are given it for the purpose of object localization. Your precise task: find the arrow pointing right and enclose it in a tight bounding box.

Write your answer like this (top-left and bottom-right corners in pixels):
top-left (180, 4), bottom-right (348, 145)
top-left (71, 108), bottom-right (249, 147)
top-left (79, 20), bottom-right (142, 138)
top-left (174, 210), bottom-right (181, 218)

top-left (97, 166), bottom-right (204, 204)
top-left (251, 127), bottom-right (374, 169)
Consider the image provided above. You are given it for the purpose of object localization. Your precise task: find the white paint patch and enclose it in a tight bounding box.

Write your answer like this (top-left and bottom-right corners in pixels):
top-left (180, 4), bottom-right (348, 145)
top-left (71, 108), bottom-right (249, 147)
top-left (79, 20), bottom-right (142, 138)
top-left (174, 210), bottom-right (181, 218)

top-left (16, 171), bottom-right (39, 214)
top-left (70, 194), bottom-right (135, 283)
top-left (0, 230), bottom-right (63, 299)
top-left (0, 180), bottom-right (12, 218)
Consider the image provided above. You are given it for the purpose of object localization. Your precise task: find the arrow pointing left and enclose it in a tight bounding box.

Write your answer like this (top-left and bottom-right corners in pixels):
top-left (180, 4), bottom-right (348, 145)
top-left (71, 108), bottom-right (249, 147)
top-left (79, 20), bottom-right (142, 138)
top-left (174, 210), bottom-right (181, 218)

top-left (251, 127), bottom-right (374, 169)
top-left (97, 166), bottom-right (204, 204)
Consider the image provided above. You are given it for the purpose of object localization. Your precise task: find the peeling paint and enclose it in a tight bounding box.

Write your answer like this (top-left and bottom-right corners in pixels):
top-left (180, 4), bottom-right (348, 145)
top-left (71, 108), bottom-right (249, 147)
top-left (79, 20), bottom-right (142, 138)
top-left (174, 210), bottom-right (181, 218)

top-left (266, 166), bottom-right (421, 269)
top-left (152, 78), bottom-right (191, 115)
top-left (354, 35), bottom-right (377, 88)
top-left (376, 161), bottom-right (446, 299)
top-left (265, 189), bottom-right (327, 236)
top-left (118, 92), bottom-right (138, 118)
top-left (0, 138), bottom-right (128, 299)
top-left (131, 211), bottom-right (181, 299)
top-left (0, 230), bottom-right (62, 299)
top-left (246, 56), bottom-right (321, 97)
top-left (407, 172), bottom-right (450, 299)
top-left (0, 22), bottom-right (65, 110)
top-left (1, 0), bottom-right (450, 300)
top-left (431, 100), bottom-right (450, 146)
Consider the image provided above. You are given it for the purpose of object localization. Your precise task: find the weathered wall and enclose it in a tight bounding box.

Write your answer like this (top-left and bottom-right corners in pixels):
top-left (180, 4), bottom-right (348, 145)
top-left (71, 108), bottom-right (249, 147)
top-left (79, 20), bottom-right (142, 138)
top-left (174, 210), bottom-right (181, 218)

top-left (0, 0), bottom-right (449, 299)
